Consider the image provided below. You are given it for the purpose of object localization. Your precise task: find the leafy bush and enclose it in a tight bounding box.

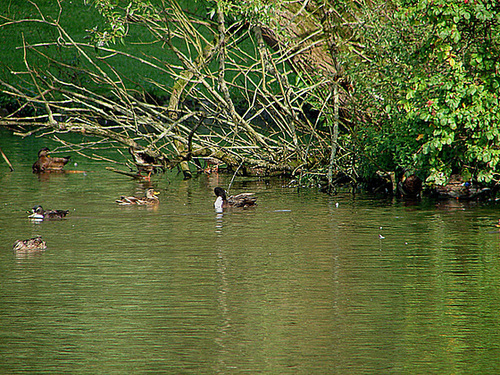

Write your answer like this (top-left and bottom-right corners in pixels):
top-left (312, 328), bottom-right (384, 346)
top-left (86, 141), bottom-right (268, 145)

top-left (347, 0), bottom-right (500, 185)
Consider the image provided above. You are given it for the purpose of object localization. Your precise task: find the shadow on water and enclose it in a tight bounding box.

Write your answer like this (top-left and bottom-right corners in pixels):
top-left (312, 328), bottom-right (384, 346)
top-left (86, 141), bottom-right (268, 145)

top-left (2, 129), bottom-right (500, 373)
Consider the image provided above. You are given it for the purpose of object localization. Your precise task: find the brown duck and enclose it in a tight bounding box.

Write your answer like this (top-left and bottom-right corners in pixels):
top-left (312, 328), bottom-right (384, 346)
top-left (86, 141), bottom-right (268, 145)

top-left (129, 147), bottom-right (165, 181)
top-left (32, 147), bottom-right (71, 173)
top-left (116, 188), bottom-right (160, 205)
top-left (28, 205), bottom-right (70, 221)
top-left (13, 236), bottom-right (47, 252)
top-left (214, 187), bottom-right (257, 210)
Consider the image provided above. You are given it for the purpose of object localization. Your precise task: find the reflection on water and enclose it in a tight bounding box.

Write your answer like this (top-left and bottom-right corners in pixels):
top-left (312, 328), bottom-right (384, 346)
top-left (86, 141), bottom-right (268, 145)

top-left (215, 212), bottom-right (224, 234)
top-left (2, 129), bottom-right (500, 373)
top-left (13, 245), bottom-right (46, 260)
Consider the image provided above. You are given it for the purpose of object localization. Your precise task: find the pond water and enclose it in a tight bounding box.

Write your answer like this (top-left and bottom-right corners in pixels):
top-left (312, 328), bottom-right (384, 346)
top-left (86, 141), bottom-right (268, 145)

top-left (2, 129), bottom-right (500, 374)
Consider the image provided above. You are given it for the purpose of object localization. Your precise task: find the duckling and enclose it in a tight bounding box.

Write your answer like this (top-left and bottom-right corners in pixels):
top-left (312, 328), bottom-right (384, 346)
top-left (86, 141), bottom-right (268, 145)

top-left (32, 147), bottom-right (71, 173)
top-left (28, 205), bottom-right (70, 220)
top-left (116, 188), bottom-right (160, 205)
top-left (214, 187), bottom-right (257, 210)
top-left (13, 236), bottom-right (47, 252)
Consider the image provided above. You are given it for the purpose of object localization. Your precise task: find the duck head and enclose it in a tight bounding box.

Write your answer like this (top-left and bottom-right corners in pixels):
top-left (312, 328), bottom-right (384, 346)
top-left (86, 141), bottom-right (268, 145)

top-left (214, 187), bottom-right (227, 200)
top-left (37, 147), bottom-right (50, 157)
top-left (31, 205), bottom-right (44, 214)
top-left (145, 188), bottom-right (160, 199)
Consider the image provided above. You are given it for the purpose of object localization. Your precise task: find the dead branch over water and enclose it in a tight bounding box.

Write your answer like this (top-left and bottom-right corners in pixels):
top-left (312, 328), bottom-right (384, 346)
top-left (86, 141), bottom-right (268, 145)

top-left (0, 1), bottom-right (354, 182)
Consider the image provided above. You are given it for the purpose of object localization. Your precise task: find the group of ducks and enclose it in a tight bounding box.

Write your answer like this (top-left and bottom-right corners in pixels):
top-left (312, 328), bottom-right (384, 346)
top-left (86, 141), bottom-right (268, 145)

top-left (13, 148), bottom-right (258, 253)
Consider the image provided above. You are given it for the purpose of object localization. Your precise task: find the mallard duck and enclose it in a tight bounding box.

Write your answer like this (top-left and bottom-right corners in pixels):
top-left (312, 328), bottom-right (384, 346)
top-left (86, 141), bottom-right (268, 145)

top-left (28, 205), bottom-right (70, 220)
top-left (129, 147), bottom-right (165, 181)
top-left (32, 147), bottom-right (71, 173)
top-left (13, 236), bottom-right (47, 252)
top-left (116, 188), bottom-right (160, 205)
top-left (214, 187), bottom-right (257, 210)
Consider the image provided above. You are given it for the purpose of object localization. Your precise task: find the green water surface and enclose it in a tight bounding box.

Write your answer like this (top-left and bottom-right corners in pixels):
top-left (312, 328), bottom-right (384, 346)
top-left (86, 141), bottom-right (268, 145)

top-left (1, 129), bottom-right (500, 374)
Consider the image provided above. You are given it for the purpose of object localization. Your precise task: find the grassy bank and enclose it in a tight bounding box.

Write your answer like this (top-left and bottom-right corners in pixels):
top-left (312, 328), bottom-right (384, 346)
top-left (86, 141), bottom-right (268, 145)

top-left (0, 0), bottom-right (185, 98)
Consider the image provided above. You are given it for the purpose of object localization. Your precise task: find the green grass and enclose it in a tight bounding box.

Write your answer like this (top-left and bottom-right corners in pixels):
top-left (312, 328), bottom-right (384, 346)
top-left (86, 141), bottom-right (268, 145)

top-left (0, 1), bottom-right (280, 108)
top-left (1, 2), bottom-right (94, 79)
top-left (0, 0), bottom-right (181, 97)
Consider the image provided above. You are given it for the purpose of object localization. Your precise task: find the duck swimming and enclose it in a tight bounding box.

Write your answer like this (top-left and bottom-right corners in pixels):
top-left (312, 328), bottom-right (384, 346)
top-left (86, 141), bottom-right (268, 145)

top-left (29, 205), bottom-right (70, 220)
top-left (116, 188), bottom-right (160, 205)
top-left (129, 147), bottom-right (165, 181)
top-left (13, 236), bottom-right (47, 252)
top-left (32, 147), bottom-right (71, 173)
top-left (214, 187), bottom-right (257, 210)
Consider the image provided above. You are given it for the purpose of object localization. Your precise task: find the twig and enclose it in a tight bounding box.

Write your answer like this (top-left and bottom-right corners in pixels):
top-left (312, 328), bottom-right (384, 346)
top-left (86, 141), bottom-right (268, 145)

top-left (227, 160), bottom-right (244, 193)
top-left (186, 114), bottom-right (204, 160)
top-left (0, 147), bottom-right (14, 171)
top-left (105, 166), bottom-right (142, 179)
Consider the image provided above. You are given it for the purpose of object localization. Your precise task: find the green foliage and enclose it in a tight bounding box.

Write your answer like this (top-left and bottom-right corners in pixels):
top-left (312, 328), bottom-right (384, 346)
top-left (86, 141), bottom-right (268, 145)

top-left (213, 0), bottom-right (277, 25)
top-left (347, 0), bottom-right (500, 185)
top-left (84, 0), bottom-right (158, 46)
top-left (399, 0), bottom-right (500, 184)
